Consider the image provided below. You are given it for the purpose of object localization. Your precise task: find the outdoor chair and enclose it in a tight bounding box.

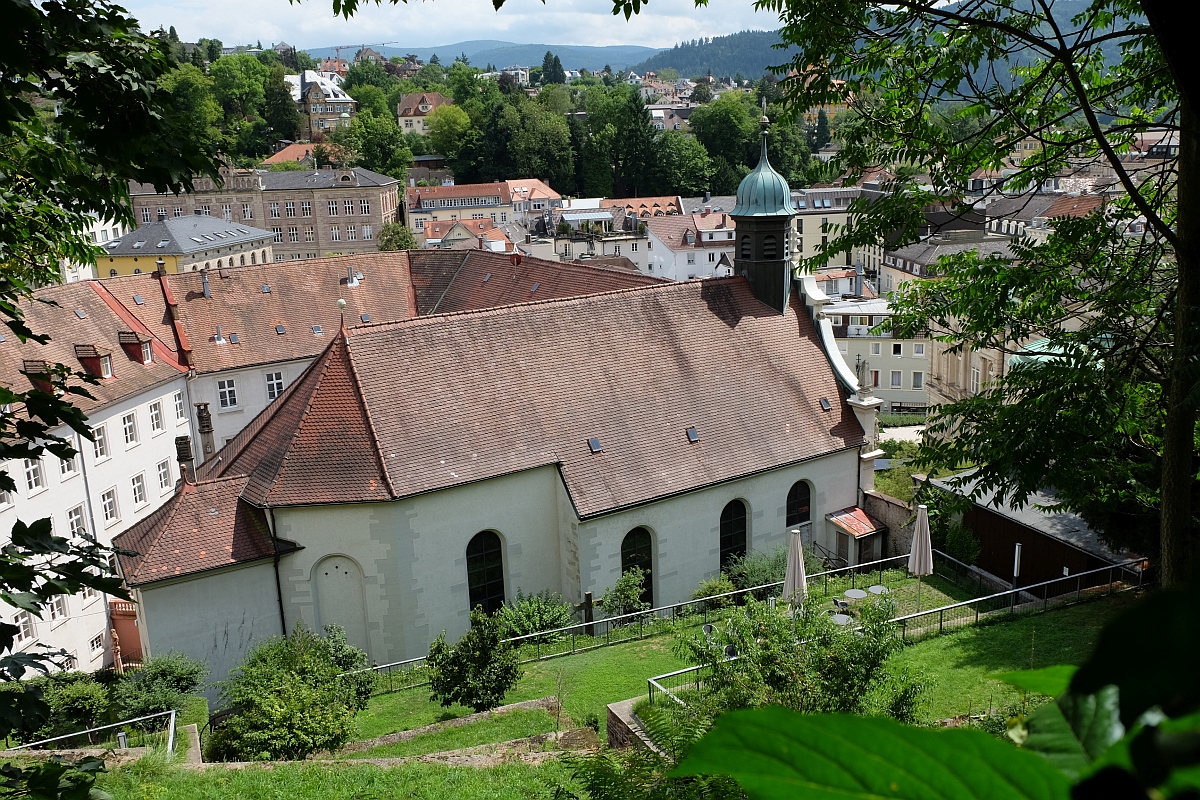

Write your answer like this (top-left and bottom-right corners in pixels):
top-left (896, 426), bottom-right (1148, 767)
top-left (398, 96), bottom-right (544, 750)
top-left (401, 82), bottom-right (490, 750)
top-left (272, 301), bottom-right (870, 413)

top-left (831, 598), bottom-right (850, 613)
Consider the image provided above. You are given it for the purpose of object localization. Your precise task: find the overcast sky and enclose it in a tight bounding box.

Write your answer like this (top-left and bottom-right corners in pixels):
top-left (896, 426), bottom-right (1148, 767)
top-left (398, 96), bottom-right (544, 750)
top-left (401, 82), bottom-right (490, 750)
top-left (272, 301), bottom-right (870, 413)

top-left (124, 0), bottom-right (778, 52)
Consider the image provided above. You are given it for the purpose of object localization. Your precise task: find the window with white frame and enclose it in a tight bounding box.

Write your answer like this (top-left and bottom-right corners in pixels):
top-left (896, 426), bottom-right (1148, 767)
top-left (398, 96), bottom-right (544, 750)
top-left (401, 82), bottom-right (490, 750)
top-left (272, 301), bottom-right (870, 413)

top-left (67, 505), bottom-right (88, 538)
top-left (222, 204), bottom-right (232, 220)
top-left (149, 401), bottom-right (164, 433)
top-left (0, 489), bottom-right (12, 506)
top-left (157, 459), bottom-right (171, 490)
top-left (80, 581), bottom-right (97, 601)
top-left (870, 342), bottom-right (881, 355)
top-left (24, 459), bottom-right (44, 491)
top-left (360, 199), bottom-right (370, 215)
top-left (60, 454), bottom-right (78, 477)
top-left (285, 201), bottom-right (295, 218)
top-left (100, 355), bottom-right (113, 378)
top-left (330, 226), bottom-right (340, 242)
top-left (141, 207), bottom-right (151, 223)
top-left (347, 225), bottom-right (357, 241)
top-left (288, 226), bottom-right (299, 243)
top-left (344, 200), bottom-right (354, 216)
top-left (131, 473), bottom-right (147, 505)
top-left (971, 366), bottom-right (981, 393)
top-left (272, 227), bottom-right (283, 244)
top-left (140, 341), bottom-right (152, 364)
top-left (122, 412), bottom-right (138, 446)
top-left (101, 488), bottom-right (118, 522)
top-left (265, 371), bottom-right (284, 401)
top-left (301, 201), bottom-right (311, 217)
top-left (328, 200), bottom-right (338, 216)
top-left (269, 202), bottom-right (280, 219)
top-left (91, 633), bottom-right (104, 652)
top-left (93, 425), bottom-right (109, 459)
top-left (15, 610), bottom-right (34, 644)
top-left (914, 342), bottom-right (925, 356)
top-left (305, 226), bottom-right (315, 242)
top-left (49, 595), bottom-right (67, 621)
top-left (912, 371), bottom-right (924, 390)
top-left (362, 224), bottom-right (373, 240)
top-left (890, 370), bottom-right (902, 388)
top-left (242, 203), bottom-right (253, 219)
top-left (892, 342), bottom-right (903, 356)
top-left (217, 379), bottom-right (237, 409)
top-left (174, 391), bottom-right (185, 422)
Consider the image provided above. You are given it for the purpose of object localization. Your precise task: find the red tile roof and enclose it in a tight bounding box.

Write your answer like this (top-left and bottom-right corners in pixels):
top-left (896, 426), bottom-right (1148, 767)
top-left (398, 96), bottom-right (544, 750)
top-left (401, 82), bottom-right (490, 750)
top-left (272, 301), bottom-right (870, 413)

top-left (119, 278), bottom-right (865, 584)
top-left (397, 92), bottom-right (451, 118)
top-left (113, 475), bottom-right (275, 585)
top-left (826, 506), bottom-right (884, 538)
top-left (602, 196), bottom-right (683, 216)
top-left (1043, 194), bottom-right (1104, 219)
top-left (406, 182), bottom-right (512, 209)
top-left (261, 144), bottom-right (314, 166)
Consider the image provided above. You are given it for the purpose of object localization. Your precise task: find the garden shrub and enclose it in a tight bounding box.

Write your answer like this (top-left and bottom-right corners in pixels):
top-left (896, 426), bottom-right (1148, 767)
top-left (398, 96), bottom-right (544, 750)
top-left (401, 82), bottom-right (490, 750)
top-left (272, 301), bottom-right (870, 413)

top-left (30, 672), bottom-right (109, 740)
top-left (723, 546), bottom-right (787, 599)
top-left (427, 607), bottom-right (520, 713)
top-left (114, 651), bottom-right (208, 728)
top-left (496, 588), bottom-right (575, 640)
top-left (206, 624), bottom-right (367, 761)
top-left (322, 624), bottom-right (374, 711)
top-left (691, 575), bottom-right (736, 610)
top-left (597, 568), bottom-right (650, 618)
top-left (941, 520), bottom-right (982, 565)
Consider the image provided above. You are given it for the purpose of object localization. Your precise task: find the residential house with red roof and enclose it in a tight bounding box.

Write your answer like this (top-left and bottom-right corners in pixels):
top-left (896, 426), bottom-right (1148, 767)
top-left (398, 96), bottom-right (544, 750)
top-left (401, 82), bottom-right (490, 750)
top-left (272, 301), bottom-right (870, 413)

top-left (404, 182), bottom-right (516, 241)
top-left (396, 92), bottom-right (451, 136)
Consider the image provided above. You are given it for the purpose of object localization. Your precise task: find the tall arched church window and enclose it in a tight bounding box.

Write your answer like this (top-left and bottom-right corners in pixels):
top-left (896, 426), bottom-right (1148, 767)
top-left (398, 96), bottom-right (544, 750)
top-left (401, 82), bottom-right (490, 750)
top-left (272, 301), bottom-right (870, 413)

top-left (786, 481), bottom-right (811, 527)
top-left (621, 527), bottom-right (653, 606)
top-left (720, 500), bottom-right (747, 569)
top-left (466, 531), bottom-right (505, 614)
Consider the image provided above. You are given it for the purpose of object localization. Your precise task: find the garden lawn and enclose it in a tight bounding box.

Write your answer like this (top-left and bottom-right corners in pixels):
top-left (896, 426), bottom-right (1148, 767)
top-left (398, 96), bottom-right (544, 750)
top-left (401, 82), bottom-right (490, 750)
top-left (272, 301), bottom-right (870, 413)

top-left (339, 708), bottom-right (559, 759)
top-left (890, 592), bottom-right (1138, 723)
top-left (99, 753), bottom-right (570, 800)
top-left (355, 637), bottom-right (687, 741)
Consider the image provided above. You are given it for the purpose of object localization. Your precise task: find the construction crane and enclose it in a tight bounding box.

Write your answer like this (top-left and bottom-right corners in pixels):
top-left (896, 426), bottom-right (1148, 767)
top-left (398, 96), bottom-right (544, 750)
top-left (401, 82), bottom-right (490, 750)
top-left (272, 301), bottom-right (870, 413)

top-left (327, 41), bottom-right (405, 65)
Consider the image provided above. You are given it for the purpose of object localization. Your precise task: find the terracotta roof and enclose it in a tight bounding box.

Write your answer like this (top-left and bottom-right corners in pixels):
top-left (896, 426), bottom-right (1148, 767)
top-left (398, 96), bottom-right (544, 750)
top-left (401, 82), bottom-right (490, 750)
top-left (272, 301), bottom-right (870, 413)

top-left (1043, 194), bottom-right (1104, 219)
top-left (113, 475), bottom-right (276, 585)
top-left (826, 506), bottom-right (884, 538)
top-left (602, 196), bottom-right (683, 216)
top-left (505, 179), bottom-right (561, 202)
top-left (0, 281), bottom-right (185, 416)
top-left (397, 92), bottom-right (451, 118)
top-left (424, 219), bottom-right (495, 240)
top-left (181, 278), bottom-right (863, 521)
top-left (406, 183), bottom-right (512, 209)
top-left (262, 144), bottom-right (314, 166)
top-left (645, 215), bottom-right (733, 251)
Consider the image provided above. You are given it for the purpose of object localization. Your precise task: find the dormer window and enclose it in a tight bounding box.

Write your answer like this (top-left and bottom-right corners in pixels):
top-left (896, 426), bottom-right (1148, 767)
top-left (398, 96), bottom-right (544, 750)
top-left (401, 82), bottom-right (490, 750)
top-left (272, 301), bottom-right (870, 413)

top-left (100, 355), bottom-right (113, 378)
top-left (141, 342), bottom-right (152, 364)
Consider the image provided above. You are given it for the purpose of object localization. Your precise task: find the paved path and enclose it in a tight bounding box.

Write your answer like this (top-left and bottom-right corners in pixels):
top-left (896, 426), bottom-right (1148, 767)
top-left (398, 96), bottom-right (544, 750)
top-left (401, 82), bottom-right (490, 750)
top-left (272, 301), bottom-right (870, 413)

top-left (880, 424), bottom-right (925, 443)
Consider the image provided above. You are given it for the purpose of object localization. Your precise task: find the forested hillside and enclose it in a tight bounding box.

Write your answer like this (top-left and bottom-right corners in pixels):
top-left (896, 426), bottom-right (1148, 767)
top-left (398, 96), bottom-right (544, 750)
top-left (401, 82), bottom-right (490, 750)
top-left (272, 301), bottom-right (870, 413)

top-left (632, 31), bottom-right (797, 80)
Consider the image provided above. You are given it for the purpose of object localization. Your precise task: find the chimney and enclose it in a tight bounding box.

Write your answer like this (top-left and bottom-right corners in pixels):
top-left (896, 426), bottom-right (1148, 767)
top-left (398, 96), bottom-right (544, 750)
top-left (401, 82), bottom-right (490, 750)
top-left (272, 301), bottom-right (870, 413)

top-left (347, 264), bottom-right (358, 287)
top-left (704, 191), bottom-right (711, 203)
top-left (214, 324), bottom-right (225, 344)
top-left (704, 206), bottom-right (711, 216)
top-left (194, 402), bottom-right (216, 461)
top-left (721, 213), bottom-right (727, 228)
top-left (201, 268), bottom-right (211, 299)
top-left (175, 435), bottom-right (195, 485)
top-left (525, 234), bottom-right (531, 245)
top-left (478, 234), bottom-right (486, 250)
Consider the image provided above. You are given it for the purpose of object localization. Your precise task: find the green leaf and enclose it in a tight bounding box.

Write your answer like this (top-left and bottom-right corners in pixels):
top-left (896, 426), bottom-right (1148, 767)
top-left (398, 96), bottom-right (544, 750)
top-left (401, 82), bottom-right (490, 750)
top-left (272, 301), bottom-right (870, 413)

top-left (996, 666), bottom-right (1079, 697)
top-left (672, 706), bottom-right (1072, 800)
top-left (1023, 686), bottom-right (1125, 779)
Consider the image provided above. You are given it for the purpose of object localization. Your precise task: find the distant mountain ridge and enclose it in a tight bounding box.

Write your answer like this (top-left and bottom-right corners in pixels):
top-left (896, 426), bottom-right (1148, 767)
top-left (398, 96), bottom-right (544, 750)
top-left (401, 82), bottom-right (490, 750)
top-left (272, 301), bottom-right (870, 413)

top-left (632, 30), bottom-right (798, 79)
top-left (305, 40), bottom-right (661, 71)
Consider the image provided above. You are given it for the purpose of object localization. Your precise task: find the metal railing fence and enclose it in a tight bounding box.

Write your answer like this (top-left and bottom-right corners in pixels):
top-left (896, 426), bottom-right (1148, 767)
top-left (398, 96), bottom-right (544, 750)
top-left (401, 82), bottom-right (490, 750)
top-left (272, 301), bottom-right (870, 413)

top-left (5, 709), bottom-right (177, 753)
top-left (646, 558), bottom-right (1144, 707)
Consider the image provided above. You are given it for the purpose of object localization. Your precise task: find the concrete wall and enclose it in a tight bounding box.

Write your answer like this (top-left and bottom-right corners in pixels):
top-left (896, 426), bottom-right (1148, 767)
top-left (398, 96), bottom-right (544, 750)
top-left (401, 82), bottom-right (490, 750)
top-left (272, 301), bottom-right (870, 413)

top-left (137, 561), bottom-right (283, 700)
top-left (191, 357), bottom-right (313, 449)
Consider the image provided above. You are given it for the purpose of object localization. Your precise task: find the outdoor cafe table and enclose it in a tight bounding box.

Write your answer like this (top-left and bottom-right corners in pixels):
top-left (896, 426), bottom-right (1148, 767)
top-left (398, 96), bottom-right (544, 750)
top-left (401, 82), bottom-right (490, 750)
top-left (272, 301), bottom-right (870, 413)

top-left (830, 613), bottom-right (852, 625)
top-left (868, 585), bottom-right (889, 595)
top-left (844, 588), bottom-right (868, 600)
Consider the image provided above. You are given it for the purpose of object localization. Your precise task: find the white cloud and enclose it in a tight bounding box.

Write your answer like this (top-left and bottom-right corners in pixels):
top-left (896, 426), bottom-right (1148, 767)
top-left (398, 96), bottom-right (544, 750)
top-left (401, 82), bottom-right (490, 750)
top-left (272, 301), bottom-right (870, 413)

top-left (124, 0), bottom-right (779, 52)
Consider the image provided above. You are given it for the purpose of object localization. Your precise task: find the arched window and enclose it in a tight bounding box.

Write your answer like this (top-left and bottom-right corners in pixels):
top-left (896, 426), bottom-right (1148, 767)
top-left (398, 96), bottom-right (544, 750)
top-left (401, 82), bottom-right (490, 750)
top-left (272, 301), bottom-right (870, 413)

top-left (250, 251), bottom-right (256, 265)
top-left (740, 234), bottom-right (751, 259)
top-left (239, 254), bottom-right (246, 266)
top-left (786, 481), bottom-right (811, 527)
top-left (763, 234), bottom-right (777, 260)
top-left (205, 262), bottom-right (210, 270)
top-left (133, 268), bottom-right (141, 275)
top-left (719, 500), bottom-right (747, 569)
top-left (261, 250), bottom-right (267, 263)
top-left (466, 531), bottom-right (505, 614)
top-left (621, 527), bottom-right (653, 606)
top-left (109, 269), bottom-right (117, 277)
top-left (217, 259), bottom-right (223, 268)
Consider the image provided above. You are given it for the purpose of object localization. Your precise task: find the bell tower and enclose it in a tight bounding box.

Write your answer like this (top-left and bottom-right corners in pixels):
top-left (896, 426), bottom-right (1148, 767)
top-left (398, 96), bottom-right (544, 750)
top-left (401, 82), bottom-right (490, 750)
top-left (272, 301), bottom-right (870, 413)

top-left (730, 105), bottom-right (797, 314)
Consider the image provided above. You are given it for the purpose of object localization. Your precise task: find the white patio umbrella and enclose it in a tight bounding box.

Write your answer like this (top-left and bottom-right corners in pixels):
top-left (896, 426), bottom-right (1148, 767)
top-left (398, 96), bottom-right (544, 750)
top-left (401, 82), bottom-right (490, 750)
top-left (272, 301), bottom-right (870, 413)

top-left (908, 504), bottom-right (934, 610)
top-left (783, 527), bottom-right (808, 605)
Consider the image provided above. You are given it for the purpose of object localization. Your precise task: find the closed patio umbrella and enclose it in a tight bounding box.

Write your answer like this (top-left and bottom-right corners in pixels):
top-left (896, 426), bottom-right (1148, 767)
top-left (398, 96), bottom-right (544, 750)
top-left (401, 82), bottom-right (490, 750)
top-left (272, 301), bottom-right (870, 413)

top-left (909, 504), bottom-right (934, 610)
top-left (783, 527), bottom-right (808, 605)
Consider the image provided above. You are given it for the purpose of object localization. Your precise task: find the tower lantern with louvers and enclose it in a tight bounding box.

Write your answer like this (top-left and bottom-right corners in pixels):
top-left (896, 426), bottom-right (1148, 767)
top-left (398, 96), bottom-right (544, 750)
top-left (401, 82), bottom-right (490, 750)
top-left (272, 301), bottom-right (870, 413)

top-left (731, 111), bottom-right (798, 314)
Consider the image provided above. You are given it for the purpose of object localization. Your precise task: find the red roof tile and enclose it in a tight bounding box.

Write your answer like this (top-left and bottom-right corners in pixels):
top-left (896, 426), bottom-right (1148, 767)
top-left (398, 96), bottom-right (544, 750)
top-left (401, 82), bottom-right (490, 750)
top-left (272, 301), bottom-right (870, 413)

top-left (1042, 194), bottom-right (1104, 219)
top-left (826, 506), bottom-right (884, 538)
top-left (397, 92), bottom-right (451, 118)
top-left (261, 144), bottom-right (314, 166)
top-left (113, 475), bottom-right (275, 585)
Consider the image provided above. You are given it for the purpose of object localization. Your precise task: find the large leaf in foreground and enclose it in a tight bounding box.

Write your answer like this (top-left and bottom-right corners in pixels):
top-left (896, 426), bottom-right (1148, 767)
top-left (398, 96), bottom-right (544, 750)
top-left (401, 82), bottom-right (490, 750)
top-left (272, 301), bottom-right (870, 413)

top-left (672, 707), bottom-right (1072, 800)
top-left (1022, 686), bottom-right (1124, 778)
top-left (996, 666), bottom-right (1078, 698)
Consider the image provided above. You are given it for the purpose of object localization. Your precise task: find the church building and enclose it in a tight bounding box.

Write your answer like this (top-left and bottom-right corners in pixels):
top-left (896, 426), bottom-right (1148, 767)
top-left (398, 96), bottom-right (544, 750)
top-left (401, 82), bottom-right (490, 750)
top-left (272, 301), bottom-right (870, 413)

top-left (115, 118), bottom-right (884, 684)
